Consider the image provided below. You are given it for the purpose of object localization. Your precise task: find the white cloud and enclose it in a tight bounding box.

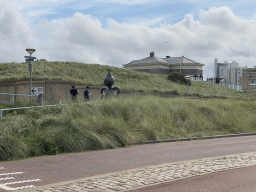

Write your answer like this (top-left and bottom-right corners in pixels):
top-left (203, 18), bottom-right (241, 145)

top-left (2, 3), bottom-right (256, 80)
top-left (0, 1), bottom-right (36, 61)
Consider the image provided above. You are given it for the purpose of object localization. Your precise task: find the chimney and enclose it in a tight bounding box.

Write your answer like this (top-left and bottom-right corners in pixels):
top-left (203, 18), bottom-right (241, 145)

top-left (166, 56), bottom-right (170, 58)
top-left (150, 51), bottom-right (154, 58)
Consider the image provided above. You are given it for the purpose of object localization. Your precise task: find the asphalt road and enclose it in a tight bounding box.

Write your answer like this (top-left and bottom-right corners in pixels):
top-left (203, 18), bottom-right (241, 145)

top-left (0, 135), bottom-right (256, 191)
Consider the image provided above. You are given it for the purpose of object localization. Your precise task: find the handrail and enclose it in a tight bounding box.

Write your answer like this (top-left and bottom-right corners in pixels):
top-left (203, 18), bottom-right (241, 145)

top-left (0, 93), bottom-right (37, 96)
top-left (0, 104), bottom-right (67, 120)
top-left (0, 99), bottom-right (101, 120)
top-left (0, 93), bottom-right (37, 104)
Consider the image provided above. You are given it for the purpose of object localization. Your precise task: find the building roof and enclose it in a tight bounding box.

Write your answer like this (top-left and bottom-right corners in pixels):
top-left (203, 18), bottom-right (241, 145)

top-left (162, 56), bottom-right (199, 65)
top-left (123, 52), bottom-right (204, 67)
top-left (126, 56), bottom-right (168, 65)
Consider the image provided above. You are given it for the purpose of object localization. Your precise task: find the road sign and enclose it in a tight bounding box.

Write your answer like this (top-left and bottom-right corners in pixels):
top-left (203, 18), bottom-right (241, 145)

top-left (24, 56), bottom-right (36, 59)
top-left (31, 87), bottom-right (44, 95)
top-left (26, 58), bottom-right (35, 62)
top-left (27, 63), bottom-right (33, 72)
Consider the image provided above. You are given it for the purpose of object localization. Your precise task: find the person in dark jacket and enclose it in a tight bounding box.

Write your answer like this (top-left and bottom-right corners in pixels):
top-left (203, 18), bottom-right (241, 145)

top-left (84, 86), bottom-right (92, 101)
top-left (70, 85), bottom-right (79, 100)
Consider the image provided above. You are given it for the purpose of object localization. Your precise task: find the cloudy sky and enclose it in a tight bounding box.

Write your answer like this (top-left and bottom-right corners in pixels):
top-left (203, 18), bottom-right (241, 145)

top-left (1, 0), bottom-right (256, 79)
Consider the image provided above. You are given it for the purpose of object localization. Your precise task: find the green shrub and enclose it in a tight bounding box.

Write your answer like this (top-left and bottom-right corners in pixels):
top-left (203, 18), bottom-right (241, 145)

top-left (168, 72), bottom-right (191, 86)
top-left (171, 90), bottom-right (179, 95)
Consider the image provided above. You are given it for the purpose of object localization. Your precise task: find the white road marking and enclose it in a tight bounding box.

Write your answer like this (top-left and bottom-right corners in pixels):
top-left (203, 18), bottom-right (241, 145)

top-left (0, 172), bottom-right (23, 176)
top-left (0, 167), bottom-right (41, 191)
top-left (0, 177), bottom-right (15, 181)
top-left (4, 179), bottom-right (42, 185)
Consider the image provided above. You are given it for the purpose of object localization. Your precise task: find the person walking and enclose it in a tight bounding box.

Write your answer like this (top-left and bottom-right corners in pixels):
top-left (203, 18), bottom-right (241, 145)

top-left (70, 85), bottom-right (79, 100)
top-left (84, 86), bottom-right (92, 101)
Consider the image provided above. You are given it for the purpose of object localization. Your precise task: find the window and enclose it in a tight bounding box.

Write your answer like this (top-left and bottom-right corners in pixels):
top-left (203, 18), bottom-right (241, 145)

top-left (242, 80), bottom-right (245, 84)
top-left (253, 75), bottom-right (256, 78)
top-left (247, 75), bottom-right (249, 78)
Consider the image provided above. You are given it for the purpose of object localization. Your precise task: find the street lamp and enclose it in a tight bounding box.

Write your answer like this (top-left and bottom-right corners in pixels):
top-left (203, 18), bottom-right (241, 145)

top-left (26, 48), bottom-right (36, 102)
top-left (184, 76), bottom-right (190, 97)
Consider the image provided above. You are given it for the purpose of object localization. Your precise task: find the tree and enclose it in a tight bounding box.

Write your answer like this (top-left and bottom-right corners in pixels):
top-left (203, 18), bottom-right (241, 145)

top-left (168, 72), bottom-right (191, 86)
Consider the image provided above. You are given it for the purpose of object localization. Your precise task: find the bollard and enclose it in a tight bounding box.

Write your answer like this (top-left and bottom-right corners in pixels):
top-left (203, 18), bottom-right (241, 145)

top-left (37, 94), bottom-right (43, 106)
top-left (12, 94), bottom-right (15, 104)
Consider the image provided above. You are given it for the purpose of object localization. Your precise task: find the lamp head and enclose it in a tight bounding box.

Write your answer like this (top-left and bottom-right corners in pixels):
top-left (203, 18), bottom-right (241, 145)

top-left (26, 48), bottom-right (36, 54)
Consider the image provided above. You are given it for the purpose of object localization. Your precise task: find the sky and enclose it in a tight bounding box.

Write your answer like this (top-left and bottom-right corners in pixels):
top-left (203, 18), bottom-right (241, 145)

top-left (2, 0), bottom-right (256, 80)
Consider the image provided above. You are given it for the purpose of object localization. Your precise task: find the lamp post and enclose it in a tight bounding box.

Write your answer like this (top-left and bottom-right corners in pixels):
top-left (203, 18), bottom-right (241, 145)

top-left (185, 76), bottom-right (190, 97)
top-left (25, 48), bottom-right (36, 102)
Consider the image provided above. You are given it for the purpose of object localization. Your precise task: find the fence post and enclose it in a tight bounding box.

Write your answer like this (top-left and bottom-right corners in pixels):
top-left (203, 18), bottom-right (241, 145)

top-left (37, 94), bottom-right (43, 106)
top-left (0, 110), bottom-right (2, 120)
top-left (12, 94), bottom-right (15, 104)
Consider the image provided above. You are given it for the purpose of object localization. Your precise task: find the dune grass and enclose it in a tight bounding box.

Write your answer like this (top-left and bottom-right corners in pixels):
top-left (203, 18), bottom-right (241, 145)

top-left (0, 61), bottom-right (255, 100)
top-left (1, 95), bottom-right (256, 161)
top-left (1, 61), bottom-right (256, 162)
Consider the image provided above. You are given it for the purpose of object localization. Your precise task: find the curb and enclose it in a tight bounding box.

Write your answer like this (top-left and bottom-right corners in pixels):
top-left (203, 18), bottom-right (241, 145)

top-left (131, 132), bottom-right (256, 145)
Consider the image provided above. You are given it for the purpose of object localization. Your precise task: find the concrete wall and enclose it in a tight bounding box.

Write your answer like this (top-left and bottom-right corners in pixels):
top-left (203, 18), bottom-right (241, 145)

top-left (125, 64), bottom-right (170, 70)
top-left (170, 65), bottom-right (203, 70)
top-left (0, 83), bottom-right (16, 102)
top-left (0, 80), bottom-right (75, 104)
top-left (132, 68), bottom-right (171, 75)
top-left (75, 86), bottom-right (103, 101)
top-left (125, 64), bottom-right (203, 76)
top-left (15, 81), bottom-right (45, 102)
top-left (170, 69), bottom-right (203, 76)
top-left (45, 81), bottom-right (74, 103)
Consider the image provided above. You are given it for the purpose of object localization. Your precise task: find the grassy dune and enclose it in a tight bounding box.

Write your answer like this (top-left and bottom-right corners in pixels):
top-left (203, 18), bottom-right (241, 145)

top-left (1, 61), bottom-right (256, 162)
top-left (0, 61), bottom-right (255, 100)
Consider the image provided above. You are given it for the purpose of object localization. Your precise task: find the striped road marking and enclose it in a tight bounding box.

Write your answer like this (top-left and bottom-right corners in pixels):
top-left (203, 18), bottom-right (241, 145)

top-left (0, 168), bottom-right (41, 191)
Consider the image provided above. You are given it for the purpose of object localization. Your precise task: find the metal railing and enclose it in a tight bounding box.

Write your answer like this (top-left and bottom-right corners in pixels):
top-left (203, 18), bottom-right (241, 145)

top-left (0, 103), bottom-right (68, 120)
top-left (216, 83), bottom-right (242, 92)
top-left (0, 93), bottom-right (38, 104)
top-left (0, 99), bottom-right (101, 120)
top-left (206, 82), bottom-right (242, 92)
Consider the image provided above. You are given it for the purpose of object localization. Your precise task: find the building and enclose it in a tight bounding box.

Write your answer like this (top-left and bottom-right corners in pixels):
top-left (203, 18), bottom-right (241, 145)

top-left (214, 59), bottom-right (242, 84)
top-left (207, 58), bottom-right (243, 92)
top-left (123, 52), bottom-right (204, 80)
top-left (239, 67), bottom-right (256, 94)
top-left (206, 77), bottom-right (224, 83)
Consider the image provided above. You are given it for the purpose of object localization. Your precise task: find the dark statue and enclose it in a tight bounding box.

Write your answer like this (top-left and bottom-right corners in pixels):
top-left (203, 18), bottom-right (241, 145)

top-left (101, 72), bottom-right (120, 98)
